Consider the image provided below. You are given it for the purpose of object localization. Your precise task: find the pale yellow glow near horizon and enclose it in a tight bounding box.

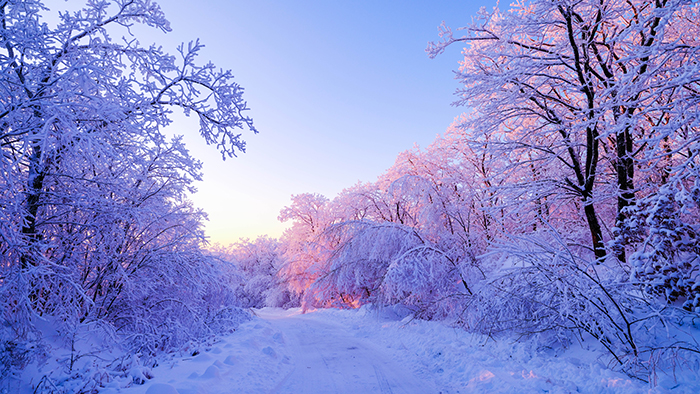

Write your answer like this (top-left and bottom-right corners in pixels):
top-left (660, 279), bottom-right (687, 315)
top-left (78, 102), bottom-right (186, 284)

top-left (171, 115), bottom-right (295, 246)
top-left (190, 178), bottom-right (291, 246)
top-left (152, 0), bottom-right (478, 248)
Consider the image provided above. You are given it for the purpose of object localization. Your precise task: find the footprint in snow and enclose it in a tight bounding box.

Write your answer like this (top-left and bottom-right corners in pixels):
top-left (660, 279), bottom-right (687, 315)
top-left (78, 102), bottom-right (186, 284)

top-left (262, 346), bottom-right (277, 358)
top-left (272, 332), bottom-right (285, 344)
top-left (200, 365), bottom-right (221, 379)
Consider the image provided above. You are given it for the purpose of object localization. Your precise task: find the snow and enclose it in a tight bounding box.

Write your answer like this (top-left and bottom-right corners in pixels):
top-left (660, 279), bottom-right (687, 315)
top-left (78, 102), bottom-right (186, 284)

top-left (88, 306), bottom-right (699, 394)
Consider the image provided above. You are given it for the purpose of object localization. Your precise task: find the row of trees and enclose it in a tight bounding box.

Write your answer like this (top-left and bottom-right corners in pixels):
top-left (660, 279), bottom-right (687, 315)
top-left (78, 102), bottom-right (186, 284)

top-left (229, 0), bottom-right (700, 383)
top-left (2, 0), bottom-right (696, 387)
top-left (0, 0), bottom-right (255, 387)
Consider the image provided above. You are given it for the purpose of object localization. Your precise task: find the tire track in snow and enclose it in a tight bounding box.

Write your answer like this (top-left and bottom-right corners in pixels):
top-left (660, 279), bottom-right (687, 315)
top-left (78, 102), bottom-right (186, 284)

top-left (373, 364), bottom-right (394, 394)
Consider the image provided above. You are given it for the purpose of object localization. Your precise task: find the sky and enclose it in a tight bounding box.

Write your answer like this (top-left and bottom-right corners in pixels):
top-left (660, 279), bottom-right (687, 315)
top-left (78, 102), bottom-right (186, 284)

top-left (56, 0), bottom-right (497, 245)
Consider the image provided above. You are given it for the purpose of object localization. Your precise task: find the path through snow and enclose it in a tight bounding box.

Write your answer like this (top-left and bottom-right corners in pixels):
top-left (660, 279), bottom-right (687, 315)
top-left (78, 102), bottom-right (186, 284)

top-left (254, 308), bottom-right (435, 393)
top-left (114, 307), bottom-right (436, 394)
top-left (112, 306), bottom-right (697, 394)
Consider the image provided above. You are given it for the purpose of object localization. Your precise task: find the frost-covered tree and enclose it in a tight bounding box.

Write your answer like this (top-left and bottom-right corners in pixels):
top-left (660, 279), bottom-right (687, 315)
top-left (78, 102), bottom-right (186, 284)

top-left (423, 0), bottom-right (700, 380)
top-left (314, 221), bottom-right (473, 317)
top-left (275, 137), bottom-right (490, 314)
top-left (212, 236), bottom-right (298, 308)
top-left (428, 0), bottom-right (700, 261)
top-left (277, 193), bottom-right (337, 303)
top-left (0, 0), bottom-right (255, 380)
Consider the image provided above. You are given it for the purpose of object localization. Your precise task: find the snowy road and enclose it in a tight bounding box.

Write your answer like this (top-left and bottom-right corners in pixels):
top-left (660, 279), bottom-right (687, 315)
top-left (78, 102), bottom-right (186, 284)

top-left (117, 306), bottom-right (684, 394)
top-left (123, 308), bottom-right (436, 394)
top-left (255, 308), bottom-right (435, 393)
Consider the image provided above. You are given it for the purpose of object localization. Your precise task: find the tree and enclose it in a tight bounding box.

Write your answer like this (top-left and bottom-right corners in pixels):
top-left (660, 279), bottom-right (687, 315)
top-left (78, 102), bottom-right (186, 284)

top-left (428, 0), bottom-right (700, 261)
top-left (212, 236), bottom-right (297, 308)
top-left (0, 0), bottom-right (256, 377)
top-left (422, 0), bottom-right (700, 379)
top-left (278, 193), bottom-right (336, 304)
top-left (275, 140), bottom-right (489, 314)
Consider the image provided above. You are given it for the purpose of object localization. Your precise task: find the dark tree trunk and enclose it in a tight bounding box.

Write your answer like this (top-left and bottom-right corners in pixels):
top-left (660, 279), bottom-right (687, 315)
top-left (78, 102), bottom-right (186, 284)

top-left (584, 200), bottom-right (606, 260)
top-left (20, 143), bottom-right (45, 269)
top-left (614, 127), bottom-right (635, 263)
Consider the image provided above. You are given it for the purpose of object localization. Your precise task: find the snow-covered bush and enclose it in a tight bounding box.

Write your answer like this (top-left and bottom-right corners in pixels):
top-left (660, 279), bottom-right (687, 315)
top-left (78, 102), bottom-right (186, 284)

top-left (467, 235), bottom-right (700, 381)
top-left (631, 184), bottom-right (700, 312)
top-left (104, 250), bottom-right (250, 354)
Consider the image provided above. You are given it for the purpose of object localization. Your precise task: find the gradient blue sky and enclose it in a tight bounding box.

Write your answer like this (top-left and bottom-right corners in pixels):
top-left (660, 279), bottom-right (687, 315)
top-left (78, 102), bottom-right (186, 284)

top-left (132, 0), bottom-right (496, 244)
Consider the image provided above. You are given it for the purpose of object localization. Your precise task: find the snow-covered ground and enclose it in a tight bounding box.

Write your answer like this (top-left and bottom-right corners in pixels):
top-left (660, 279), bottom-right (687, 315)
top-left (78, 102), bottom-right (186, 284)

top-left (88, 306), bottom-right (697, 394)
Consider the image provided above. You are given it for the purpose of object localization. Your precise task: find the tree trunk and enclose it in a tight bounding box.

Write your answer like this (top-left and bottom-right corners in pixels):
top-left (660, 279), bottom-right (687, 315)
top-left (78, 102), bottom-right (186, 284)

top-left (584, 200), bottom-right (606, 260)
top-left (614, 127), bottom-right (635, 263)
top-left (20, 135), bottom-right (45, 269)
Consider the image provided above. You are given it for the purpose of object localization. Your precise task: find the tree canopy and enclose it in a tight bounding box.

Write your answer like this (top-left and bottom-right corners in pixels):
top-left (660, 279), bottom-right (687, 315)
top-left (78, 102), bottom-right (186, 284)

top-left (1, 0), bottom-right (255, 382)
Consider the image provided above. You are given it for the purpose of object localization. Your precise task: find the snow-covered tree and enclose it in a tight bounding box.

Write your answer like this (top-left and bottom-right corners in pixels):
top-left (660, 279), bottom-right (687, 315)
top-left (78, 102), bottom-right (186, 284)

top-left (275, 138), bottom-right (490, 314)
top-left (277, 193), bottom-right (342, 304)
top-left (212, 236), bottom-right (297, 308)
top-left (423, 0), bottom-right (700, 380)
top-left (314, 220), bottom-right (473, 317)
top-left (428, 0), bottom-right (700, 261)
top-left (0, 0), bottom-right (255, 379)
